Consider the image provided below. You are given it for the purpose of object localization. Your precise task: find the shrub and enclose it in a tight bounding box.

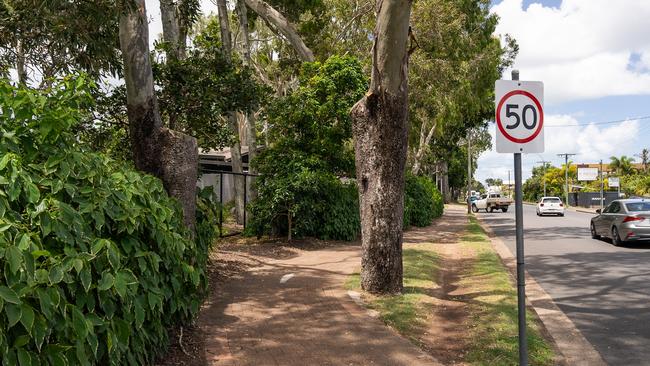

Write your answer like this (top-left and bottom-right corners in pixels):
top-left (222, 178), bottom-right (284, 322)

top-left (0, 77), bottom-right (212, 365)
top-left (404, 174), bottom-right (444, 227)
top-left (247, 168), bottom-right (360, 241)
top-left (247, 56), bottom-right (366, 241)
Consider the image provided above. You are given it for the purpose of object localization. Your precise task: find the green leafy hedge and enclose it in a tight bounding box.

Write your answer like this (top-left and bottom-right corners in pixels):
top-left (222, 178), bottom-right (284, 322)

top-left (404, 174), bottom-right (444, 227)
top-left (0, 77), bottom-right (212, 365)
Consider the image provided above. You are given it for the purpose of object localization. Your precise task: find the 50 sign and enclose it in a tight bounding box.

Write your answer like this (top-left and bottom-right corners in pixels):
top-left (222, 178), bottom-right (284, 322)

top-left (505, 103), bottom-right (538, 130)
top-left (495, 81), bottom-right (544, 153)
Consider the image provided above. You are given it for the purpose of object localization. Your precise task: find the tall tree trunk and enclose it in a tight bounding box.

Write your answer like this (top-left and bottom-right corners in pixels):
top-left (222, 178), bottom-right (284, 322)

top-left (119, 0), bottom-right (198, 231)
top-left (244, 0), bottom-right (314, 62)
top-left (411, 119), bottom-right (436, 175)
top-left (216, 0), bottom-right (246, 224)
top-left (350, 0), bottom-right (412, 294)
top-left (16, 39), bottom-right (27, 85)
top-left (159, 0), bottom-right (182, 59)
top-left (236, 0), bottom-right (258, 201)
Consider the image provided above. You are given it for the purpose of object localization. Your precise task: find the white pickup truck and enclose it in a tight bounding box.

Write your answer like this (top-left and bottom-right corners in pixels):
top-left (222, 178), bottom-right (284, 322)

top-left (472, 192), bottom-right (513, 213)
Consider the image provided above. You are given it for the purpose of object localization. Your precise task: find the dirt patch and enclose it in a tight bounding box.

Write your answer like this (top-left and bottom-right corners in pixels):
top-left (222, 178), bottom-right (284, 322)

top-left (157, 235), bottom-right (362, 365)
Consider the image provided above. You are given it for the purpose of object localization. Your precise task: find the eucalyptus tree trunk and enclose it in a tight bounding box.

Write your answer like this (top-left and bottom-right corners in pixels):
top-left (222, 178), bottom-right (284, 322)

top-left (16, 40), bottom-right (27, 85)
top-left (350, 0), bottom-right (412, 294)
top-left (216, 0), bottom-right (246, 225)
top-left (159, 0), bottom-right (182, 59)
top-left (411, 119), bottom-right (437, 175)
top-left (236, 0), bottom-right (258, 201)
top-left (244, 0), bottom-right (314, 62)
top-left (119, 0), bottom-right (197, 231)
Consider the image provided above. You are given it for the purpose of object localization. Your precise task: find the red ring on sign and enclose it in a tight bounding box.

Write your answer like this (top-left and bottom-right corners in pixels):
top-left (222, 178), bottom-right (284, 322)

top-left (496, 90), bottom-right (544, 144)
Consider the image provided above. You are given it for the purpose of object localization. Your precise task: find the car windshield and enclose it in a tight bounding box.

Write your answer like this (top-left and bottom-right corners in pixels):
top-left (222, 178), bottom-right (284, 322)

top-left (543, 198), bottom-right (561, 203)
top-left (625, 202), bottom-right (650, 212)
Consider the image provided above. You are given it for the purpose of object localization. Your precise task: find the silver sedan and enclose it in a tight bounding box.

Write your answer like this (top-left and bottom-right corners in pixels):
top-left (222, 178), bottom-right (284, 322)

top-left (591, 199), bottom-right (650, 246)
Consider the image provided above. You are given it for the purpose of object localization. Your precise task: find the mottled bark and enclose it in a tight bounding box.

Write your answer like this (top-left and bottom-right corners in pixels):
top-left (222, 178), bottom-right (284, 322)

top-left (351, 0), bottom-right (412, 294)
top-left (119, 0), bottom-right (198, 230)
top-left (216, 0), bottom-right (246, 224)
top-left (160, 0), bottom-right (182, 59)
top-left (16, 40), bottom-right (27, 85)
top-left (244, 0), bottom-right (314, 62)
top-left (411, 119), bottom-right (436, 175)
top-left (236, 0), bottom-right (258, 200)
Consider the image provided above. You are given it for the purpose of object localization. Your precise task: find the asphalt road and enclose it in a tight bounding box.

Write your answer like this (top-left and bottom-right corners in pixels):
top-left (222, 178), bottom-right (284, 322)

top-left (480, 204), bottom-right (650, 366)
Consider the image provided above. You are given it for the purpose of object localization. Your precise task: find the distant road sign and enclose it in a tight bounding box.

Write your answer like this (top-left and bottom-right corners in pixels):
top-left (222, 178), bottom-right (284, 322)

top-left (495, 80), bottom-right (544, 153)
top-left (578, 167), bottom-right (599, 181)
top-left (609, 177), bottom-right (620, 188)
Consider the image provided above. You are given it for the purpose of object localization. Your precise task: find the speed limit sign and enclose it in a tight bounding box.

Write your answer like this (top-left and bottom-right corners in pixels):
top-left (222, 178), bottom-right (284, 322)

top-left (495, 80), bottom-right (544, 153)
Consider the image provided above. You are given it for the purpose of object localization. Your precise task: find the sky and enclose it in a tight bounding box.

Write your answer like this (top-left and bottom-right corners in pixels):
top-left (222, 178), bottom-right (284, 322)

top-left (479, 0), bottom-right (650, 184)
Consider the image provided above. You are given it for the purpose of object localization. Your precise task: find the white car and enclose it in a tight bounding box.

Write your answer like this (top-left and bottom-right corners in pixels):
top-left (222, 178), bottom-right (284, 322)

top-left (536, 197), bottom-right (565, 216)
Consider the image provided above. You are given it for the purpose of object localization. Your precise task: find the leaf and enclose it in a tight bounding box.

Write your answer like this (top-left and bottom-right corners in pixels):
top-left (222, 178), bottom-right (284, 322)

top-left (134, 301), bottom-right (145, 329)
top-left (113, 273), bottom-right (127, 298)
top-left (5, 246), bottom-right (22, 274)
top-left (16, 233), bottom-right (31, 250)
top-left (17, 348), bottom-right (31, 366)
top-left (34, 269), bottom-right (49, 283)
top-left (73, 259), bottom-right (83, 273)
top-left (106, 244), bottom-right (120, 269)
top-left (80, 266), bottom-right (91, 292)
top-left (20, 304), bottom-right (35, 333)
top-left (71, 306), bottom-right (88, 339)
top-left (98, 272), bottom-right (114, 291)
top-left (0, 153), bottom-right (11, 170)
top-left (49, 265), bottom-right (64, 284)
top-left (6, 303), bottom-right (22, 328)
top-left (0, 224), bottom-right (11, 232)
top-left (33, 316), bottom-right (47, 352)
top-left (26, 182), bottom-right (40, 203)
top-left (0, 286), bottom-right (21, 304)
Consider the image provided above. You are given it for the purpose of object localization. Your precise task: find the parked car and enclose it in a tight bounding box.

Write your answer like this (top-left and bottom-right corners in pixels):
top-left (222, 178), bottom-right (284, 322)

top-left (590, 199), bottom-right (650, 246)
top-left (536, 197), bottom-right (565, 216)
top-left (472, 192), bottom-right (513, 213)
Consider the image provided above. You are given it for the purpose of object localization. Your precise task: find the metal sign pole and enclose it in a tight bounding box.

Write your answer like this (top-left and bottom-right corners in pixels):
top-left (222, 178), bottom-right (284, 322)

top-left (511, 69), bottom-right (528, 366)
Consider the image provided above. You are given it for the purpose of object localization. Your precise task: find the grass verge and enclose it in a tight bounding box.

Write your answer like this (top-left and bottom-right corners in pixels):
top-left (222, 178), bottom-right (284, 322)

top-left (345, 243), bottom-right (440, 343)
top-left (462, 215), bottom-right (555, 365)
top-left (345, 216), bottom-right (556, 365)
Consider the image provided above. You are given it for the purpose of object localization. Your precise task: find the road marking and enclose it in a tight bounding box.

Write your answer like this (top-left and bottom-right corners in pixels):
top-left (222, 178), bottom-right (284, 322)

top-left (279, 273), bottom-right (294, 284)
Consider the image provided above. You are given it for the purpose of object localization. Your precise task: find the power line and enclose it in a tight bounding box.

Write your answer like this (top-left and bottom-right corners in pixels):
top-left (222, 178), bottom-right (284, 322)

top-left (545, 115), bottom-right (650, 128)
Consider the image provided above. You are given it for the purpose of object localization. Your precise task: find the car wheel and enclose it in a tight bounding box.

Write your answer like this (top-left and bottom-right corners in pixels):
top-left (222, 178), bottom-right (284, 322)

top-left (485, 208), bottom-right (489, 213)
top-left (612, 226), bottom-right (625, 247)
top-left (471, 204), bottom-right (478, 213)
top-left (559, 213), bottom-right (565, 217)
top-left (590, 222), bottom-right (600, 239)
top-left (502, 207), bottom-right (508, 213)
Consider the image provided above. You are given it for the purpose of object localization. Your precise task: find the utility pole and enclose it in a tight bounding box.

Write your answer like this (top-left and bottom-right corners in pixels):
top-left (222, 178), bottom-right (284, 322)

top-left (508, 170), bottom-right (511, 197)
top-left (600, 160), bottom-right (604, 211)
top-left (557, 153), bottom-right (577, 207)
top-left (535, 160), bottom-right (550, 197)
top-left (467, 129), bottom-right (472, 214)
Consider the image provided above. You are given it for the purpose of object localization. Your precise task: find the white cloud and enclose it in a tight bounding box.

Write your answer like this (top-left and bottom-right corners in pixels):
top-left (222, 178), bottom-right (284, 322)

top-left (491, 0), bottom-right (650, 104)
top-left (476, 114), bottom-right (640, 183)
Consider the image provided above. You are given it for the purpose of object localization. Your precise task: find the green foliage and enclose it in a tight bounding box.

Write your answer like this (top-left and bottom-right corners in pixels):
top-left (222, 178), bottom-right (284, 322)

top-left (0, 0), bottom-right (123, 82)
top-left (0, 77), bottom-right (212, 365)
top-left (153, 19), bottom-right (269, 150)
top-left (247, 55), bottom-right (366, 240)
top-left (404, 175), bottom-right (444, 228)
